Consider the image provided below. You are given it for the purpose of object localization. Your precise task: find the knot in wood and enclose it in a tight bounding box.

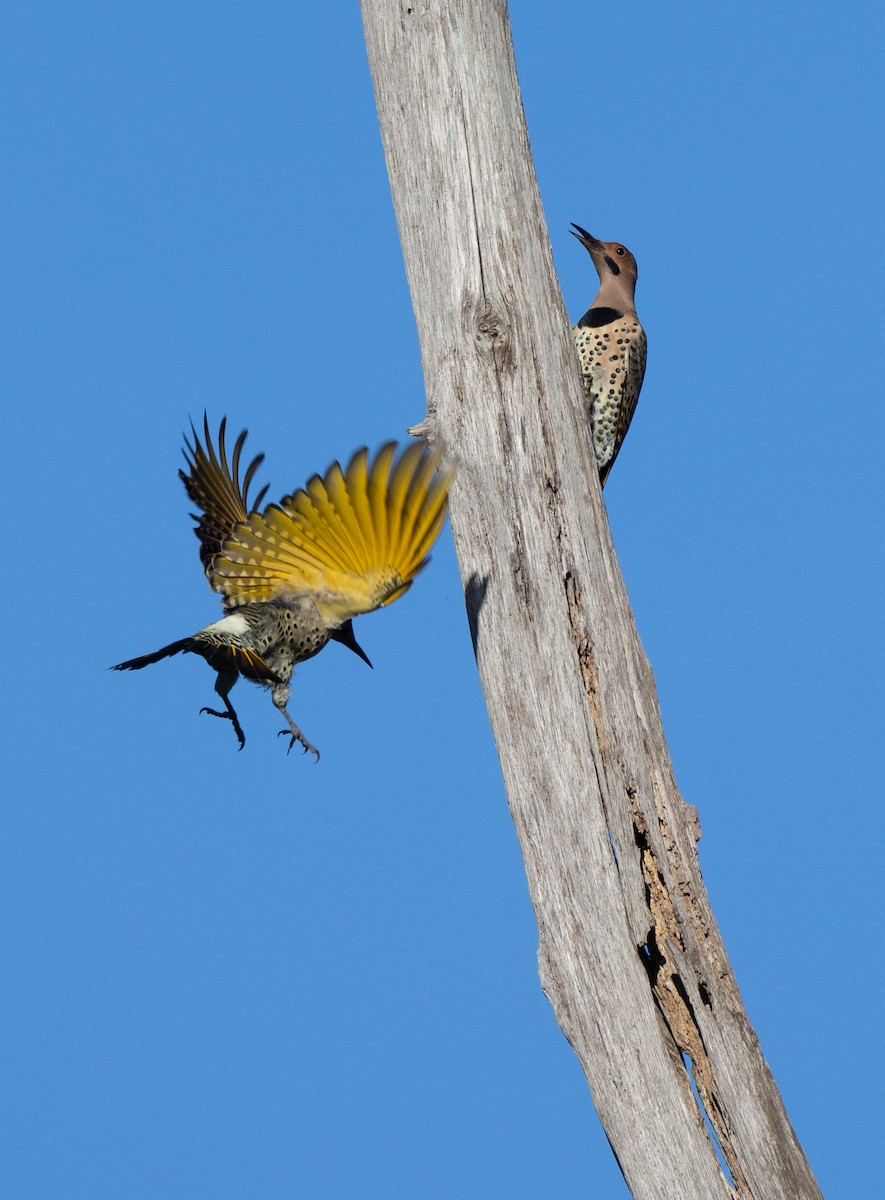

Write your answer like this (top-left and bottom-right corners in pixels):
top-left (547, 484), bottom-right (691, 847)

top-left (469, 298), bottom-right (513, 367)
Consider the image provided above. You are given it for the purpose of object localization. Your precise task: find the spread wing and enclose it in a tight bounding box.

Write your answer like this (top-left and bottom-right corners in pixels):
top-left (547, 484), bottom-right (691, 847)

top-left (180, 415), bottom-right (269, 582)
top-left (211, 440), bottom-right (453, 625)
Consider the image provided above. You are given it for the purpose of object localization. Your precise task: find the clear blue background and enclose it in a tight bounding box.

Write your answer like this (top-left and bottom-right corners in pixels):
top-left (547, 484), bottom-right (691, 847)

top-left (3, 3), bottom-right (882, 1196)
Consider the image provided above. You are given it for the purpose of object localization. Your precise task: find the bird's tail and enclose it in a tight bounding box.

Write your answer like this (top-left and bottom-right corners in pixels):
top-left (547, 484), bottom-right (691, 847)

top-left (112, 638), bottom-right (197, 672)
top-left (112, 636), bottom-right (279, 685)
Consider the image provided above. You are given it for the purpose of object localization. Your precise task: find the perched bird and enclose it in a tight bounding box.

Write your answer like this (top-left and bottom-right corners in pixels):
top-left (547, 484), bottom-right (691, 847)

top-left (570, 224), bottom-right (647, 485)
top-left (113, 417), bottom-right (453, 759)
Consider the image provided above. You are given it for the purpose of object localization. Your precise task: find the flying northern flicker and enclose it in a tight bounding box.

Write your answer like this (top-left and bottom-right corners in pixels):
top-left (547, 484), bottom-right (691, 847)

top-left (571, 224), bottom-right (647, 485)
top-left (113, 417), bottom-right (453, 759)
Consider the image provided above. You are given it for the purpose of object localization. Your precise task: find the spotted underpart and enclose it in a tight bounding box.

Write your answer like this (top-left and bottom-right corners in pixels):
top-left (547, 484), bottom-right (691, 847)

top-left (573, 311), bottom-right (647, 484)
top-left (191, 600), bottom-right (330, 682)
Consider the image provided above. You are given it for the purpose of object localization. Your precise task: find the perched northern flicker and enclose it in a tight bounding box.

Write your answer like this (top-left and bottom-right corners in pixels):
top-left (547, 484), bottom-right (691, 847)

top-left (571, 224), bottom-right (647, 485)
top-left (113, 417), bottom-right (453, 759)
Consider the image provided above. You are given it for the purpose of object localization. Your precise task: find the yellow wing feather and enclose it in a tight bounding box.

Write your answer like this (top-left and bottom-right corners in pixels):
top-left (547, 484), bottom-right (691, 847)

top-left (366, 441), bottom-right (397, 563)
top-left (181, 414), bottom-right (269, 580)
top-left (344, 448), bottom-right (376, 565)
top-left (322, 462), bottom-right (371, 576)
top-left (396, 448), bottom-right (449, 579)
top-left (213, 440), bottom-right (453, 622)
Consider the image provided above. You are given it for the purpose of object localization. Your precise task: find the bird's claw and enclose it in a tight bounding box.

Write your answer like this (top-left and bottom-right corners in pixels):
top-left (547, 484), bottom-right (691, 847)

top-left (278, 728), bottom-right (320, 762)
top-left (200, 706), bottom-right (246, 751)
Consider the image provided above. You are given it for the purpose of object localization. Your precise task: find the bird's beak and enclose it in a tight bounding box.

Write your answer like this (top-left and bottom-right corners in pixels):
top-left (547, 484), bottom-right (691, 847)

top-left (330, 619), bottom-right (373, 669)
top-left (570, 223), bottom-right (603, 253)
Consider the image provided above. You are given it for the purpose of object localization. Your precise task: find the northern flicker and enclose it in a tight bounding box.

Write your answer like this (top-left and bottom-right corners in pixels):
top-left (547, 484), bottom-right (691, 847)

top-left (571, 224), bottom-right (647, 485)
top-left (113, 417), bottom-right (453, 759)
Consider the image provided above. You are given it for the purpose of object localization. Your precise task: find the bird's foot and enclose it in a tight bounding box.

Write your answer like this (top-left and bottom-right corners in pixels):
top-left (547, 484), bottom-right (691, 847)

top-left (200, 706), bottom-right (246, 751)
top-left (277, 727), bottom-right (320, 762)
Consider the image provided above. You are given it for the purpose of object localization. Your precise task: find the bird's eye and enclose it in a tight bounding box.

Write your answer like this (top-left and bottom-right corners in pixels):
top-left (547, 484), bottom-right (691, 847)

top-left (616, 246), bottom-right (626, 256)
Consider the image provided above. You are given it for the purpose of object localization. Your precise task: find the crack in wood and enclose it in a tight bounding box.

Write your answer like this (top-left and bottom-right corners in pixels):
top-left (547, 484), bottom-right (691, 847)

top-left (458, 89), bottom-right (514, 375)
top-left (559, 512), bottom-right (743, 1190)
top-left (459, 85), bottom-right (486, 299)
top-left (563, 569), bottom-right (607, 756)
top-left (511, 523), bottom-right (531, 610)
top-left (632, 796), bottom-right (749, 1196)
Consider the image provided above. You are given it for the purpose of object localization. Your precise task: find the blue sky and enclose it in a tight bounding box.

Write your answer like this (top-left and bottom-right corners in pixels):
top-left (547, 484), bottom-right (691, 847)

top-left (3, 3), bottom-right (882, 1196)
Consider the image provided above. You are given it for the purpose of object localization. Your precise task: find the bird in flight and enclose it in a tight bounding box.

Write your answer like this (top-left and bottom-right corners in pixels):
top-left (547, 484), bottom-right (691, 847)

top-left (571, 224), bottom-right (647, 485)
top-left (113, 417), bottom-right (453, 759)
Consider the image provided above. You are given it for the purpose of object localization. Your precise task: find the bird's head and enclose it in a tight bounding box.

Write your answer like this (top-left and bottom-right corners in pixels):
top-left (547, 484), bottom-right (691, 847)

top-left (570, 224), bottom-right (638, 287)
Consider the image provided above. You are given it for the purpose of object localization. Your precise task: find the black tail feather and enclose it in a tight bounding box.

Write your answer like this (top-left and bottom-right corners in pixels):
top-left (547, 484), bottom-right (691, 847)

top-left (111, 637), bottom-right (196, 671)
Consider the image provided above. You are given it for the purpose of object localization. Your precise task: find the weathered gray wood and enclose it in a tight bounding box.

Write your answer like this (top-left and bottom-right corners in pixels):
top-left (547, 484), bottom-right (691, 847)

top-left (359, 3), bottom-right (823, 1198)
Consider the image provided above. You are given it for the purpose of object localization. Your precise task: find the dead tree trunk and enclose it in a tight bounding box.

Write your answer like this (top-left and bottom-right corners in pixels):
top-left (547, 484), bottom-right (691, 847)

top-left (360, 3), bottom-right (823, 1197)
